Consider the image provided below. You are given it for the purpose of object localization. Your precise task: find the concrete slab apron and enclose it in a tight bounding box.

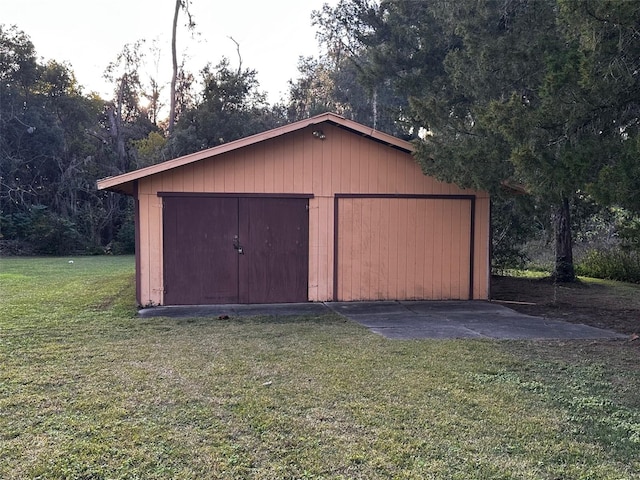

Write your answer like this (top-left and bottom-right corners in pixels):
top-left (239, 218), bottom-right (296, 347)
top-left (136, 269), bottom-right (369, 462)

top-left (139, 300), bottom-right (625, 340)
top-left (325, 300), bottom-right (626, 340)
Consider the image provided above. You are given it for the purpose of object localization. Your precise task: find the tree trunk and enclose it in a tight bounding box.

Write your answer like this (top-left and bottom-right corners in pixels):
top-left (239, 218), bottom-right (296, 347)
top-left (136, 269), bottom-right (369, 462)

top-left (553, 196), bottom-right (576, 282)
top-left (168, 0), bottom-right (180, 136)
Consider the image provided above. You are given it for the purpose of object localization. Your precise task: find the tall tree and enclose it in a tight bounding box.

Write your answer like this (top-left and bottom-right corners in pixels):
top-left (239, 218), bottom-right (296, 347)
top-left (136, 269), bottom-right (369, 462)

top-left (103, 41), bottom-right (156, 174)
top-left (311, 0), bottom-right (422, 136)
top-left (168, 58), bottom-right (284, 157)
top-left (315, 0), bottom-right (640, 281)
top-left (169, 0), bottom-right (195, 136)
top-left (0, 25), bottom-right (135, 252)
top-left (558, 0), bottom-right (640, 215)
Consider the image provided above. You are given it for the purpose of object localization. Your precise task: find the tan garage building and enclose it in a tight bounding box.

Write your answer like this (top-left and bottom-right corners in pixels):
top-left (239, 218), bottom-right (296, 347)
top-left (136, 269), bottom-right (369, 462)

top-left (97, 112), bottom-right (490, 306)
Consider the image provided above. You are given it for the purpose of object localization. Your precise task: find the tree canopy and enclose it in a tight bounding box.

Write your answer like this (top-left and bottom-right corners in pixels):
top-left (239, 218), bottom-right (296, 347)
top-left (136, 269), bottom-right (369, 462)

top-left (312, 0), bottom-right (640, 281)
top-left (1, 1), bottom-right (639, 274)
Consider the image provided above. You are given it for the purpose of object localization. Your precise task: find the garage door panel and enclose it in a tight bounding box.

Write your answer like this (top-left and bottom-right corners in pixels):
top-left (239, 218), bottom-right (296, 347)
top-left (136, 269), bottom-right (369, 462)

top-left (163, 196), bottom-right (309, 305)
top-left (163, 197), bottom-right (239, 305)
top-left (337, 197), bottom-right (472, 301)
top-left (241, 198), bottom-right (309, 303)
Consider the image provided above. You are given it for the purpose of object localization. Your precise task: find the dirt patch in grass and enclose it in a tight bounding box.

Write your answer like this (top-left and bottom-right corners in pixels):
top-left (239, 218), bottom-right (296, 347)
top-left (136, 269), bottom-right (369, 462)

top-left (491, 275), bottom-right (640, 336)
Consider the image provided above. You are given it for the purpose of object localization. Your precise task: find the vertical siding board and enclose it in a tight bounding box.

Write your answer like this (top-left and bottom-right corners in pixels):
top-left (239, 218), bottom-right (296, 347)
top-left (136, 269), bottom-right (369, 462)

top-left (143, 175), bottom-right (155, 195)
top-left (405, 198), bottom-right (418, 298)
top-left (205, 157), bottom-right (215, 191)
top-left (422, 200), bottom-right (433, 299)
top-left (311, 137), bottom-right (323, 195)
top-left (471, 197), bottom-right (481, 300)
top-left (225, 152), bottom-right (237, 192)
top-left (379, 198), bottom-right (389, 298)
top-left (335, 200), bottom-right (343, 300)
top-left (330, 127), bottom-right (341, 193)
top-left (263, 141), bottom-right (275, 192)
top-left (345, 199), bottom-right (354, 300)
top-left (235, 152), bottom-right (246, 191)
top-left (401, 155), bottom-right (410, 194)
top-left (414, 202), bottom-right (428, 298)
top-left (316, 195), bottom-right (328, 299)
top-left (138, 194), bottom-right (150, 305)
top-left (292, 131), bottom-right (304, 192)
top-left (381, 200), bottom-right (395, 299)
top-left (362, 198), bottom-right (374, 299)
top-left (370, 197), bottom-right (382, 298)
top-left (447, 200), bottom-right (459, 298)
top-left (303, 133), bottom-right (314, 193)
top-left (372, 148), bottom-right (383, 192)
top-left (453, 201), bottom-right (465, 298)
top-left (456, 200), bottom-right (469, 299)
top-left (185, 163), bottom-right (197, 192)
top-left (338, 129), bottom-right (349, 192)
top-left (307, 197), bottom-right (320, 301)
top-left (363, 140), bottom-right (373, 192)
top-left (171, 168), bottom-right (185, 192)
top-left (326, 196), bottom-right (336, 301)
top-left (212, 157), bottom-right (225, 191)
top-left (349, 136), bottom-right (359, 194)
top-left (337, 199), bottom-right (348, 300)
top-left (444, 201), bottom-right (455, 298)
top-left (446, 200), bottom-right (457, 299)
top-left (352, 198), bottom-right (361, 299)
top-left (438, 201), bottom-right (449, 299)
top-left (386, 199), bottom-right (398, 299)
top-left (182, 164), bottom-right (195, 192)
top-left (373, 140), bottom-right (382, 191)
top-left (137, 191), bottom-right (163, 306)
top-left (353, 139), bottom-right (362, 193)
top-left (151, 195), bottom-right (164, 305)
top-left (313, 195), bottom-right (336, 302)
top-left (139, 176), bottom-right (152, 195)
top-left (430, 202), bottom-right (443, 299)
top-left (460, 201), bottom-right (470, 299)
top-left (283, 135), bottom-right (294, 192)
top-left (321, 133), bottom-right (332, 198)
top-left (193, 161), bottom-right (205, 192)
top-left (394, 199), bottom-right (406, 298)
top-left (255, 146), bottom-right (267, 193)
top-left (244, 147), bottom-right (256, 192)
top-left (317, 196), bottom-right (327, 301)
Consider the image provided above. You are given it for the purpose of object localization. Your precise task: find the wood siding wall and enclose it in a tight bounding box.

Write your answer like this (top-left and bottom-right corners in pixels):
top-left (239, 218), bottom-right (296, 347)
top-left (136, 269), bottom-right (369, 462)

top-left (136, 123), bottom-right (490, 305)
top-left (336, 196), bottom-right (473, 301)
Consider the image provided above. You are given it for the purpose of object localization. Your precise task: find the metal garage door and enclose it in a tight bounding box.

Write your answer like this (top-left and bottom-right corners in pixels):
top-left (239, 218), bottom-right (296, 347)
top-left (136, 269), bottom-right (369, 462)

top-left (335, 195), bottom-right (474, 301)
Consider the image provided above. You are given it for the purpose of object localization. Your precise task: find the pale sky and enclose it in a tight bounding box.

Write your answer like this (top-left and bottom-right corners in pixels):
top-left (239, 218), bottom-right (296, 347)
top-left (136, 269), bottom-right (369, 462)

top-left (2, 0), bottom-right (337, 104)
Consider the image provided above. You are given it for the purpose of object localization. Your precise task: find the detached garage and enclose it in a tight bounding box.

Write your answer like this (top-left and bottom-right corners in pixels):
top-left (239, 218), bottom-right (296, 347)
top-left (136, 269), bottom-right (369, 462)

top-left (97, 112), bottom-right (490, 306)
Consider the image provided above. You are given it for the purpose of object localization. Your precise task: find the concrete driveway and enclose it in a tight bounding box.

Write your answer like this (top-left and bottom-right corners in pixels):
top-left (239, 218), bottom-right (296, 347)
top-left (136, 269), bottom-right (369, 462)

top-left (139, 300), bottom-right (626, 340)
top-left (325, 301), bottom-right (626, 340)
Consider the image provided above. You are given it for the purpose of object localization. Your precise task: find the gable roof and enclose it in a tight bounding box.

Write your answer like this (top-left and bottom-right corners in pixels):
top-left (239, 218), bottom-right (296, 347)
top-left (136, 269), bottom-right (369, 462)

top-left (97, 112), bottom-right (415, 195)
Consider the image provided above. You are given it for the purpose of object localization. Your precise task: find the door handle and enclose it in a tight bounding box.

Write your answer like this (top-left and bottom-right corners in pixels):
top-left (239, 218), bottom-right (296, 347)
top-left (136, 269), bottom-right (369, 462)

top-left (233, 235), bottom-right (244, 254)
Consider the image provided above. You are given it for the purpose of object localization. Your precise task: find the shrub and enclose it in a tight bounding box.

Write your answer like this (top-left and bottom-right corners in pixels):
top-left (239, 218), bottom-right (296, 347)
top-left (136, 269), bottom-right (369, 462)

top-left (111, 221), bottom-right (135, 254)
top-left (27, 206), bottom-right (83, 255)
top-left (576, 248), bottom-right (640, 283)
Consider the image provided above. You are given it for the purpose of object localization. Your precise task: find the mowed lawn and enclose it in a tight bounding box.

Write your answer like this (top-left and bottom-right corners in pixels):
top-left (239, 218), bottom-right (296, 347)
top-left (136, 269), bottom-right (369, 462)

top-left (1, 257), bottom-right (638, 479)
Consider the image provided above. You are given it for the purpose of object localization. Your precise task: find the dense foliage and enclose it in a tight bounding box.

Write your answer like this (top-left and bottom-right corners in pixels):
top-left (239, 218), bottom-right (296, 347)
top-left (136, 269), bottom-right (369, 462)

top-left (311, 0), bottom-right (640, 280)
top-left (0, 25), bottom-right (283, 254)
top-left (2, 1), bottom-right (640, 278)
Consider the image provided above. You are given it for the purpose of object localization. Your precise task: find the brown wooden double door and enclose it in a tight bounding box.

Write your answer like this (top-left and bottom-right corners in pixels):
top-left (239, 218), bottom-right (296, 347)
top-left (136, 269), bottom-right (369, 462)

top-left (162, 195), bottom-right (309, 305)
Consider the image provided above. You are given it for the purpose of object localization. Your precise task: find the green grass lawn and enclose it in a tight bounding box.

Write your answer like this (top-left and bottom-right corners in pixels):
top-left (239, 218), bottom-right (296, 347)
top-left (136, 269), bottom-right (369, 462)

top-left (1, 256), bottom-right (638, 479)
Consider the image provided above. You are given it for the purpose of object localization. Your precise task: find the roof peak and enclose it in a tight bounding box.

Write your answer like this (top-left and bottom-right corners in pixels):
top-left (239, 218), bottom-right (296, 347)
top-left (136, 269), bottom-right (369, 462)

top-left (97, 113), bottom-right (414, 195)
